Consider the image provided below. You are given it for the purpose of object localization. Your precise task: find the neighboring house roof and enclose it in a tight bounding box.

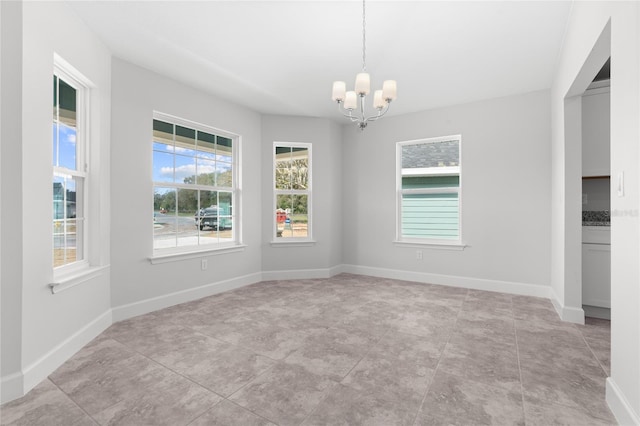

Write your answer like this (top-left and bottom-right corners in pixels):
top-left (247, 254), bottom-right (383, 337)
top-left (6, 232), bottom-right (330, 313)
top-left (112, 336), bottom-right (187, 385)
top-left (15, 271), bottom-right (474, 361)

top-left (402, 140), bottom-right (459, 169)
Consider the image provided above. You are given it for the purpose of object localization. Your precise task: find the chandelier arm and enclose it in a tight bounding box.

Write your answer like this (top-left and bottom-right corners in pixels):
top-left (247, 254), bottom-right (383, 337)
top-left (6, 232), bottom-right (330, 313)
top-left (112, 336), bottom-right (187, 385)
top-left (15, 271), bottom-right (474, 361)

top-left (336, 102), bottom-right (363, 121)
top-left (364, 102), bottom-right (391, 122)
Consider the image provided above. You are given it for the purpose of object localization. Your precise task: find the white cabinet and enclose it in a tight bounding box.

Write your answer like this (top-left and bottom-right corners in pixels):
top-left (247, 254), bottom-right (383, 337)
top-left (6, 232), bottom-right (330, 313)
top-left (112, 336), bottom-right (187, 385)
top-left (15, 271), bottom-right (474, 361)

top-left (582, 86), bottom-right (610, 177)
top-left (582, 226), bottom-right (610, 319)
top-left (582, 243), bottom-right (611, 308)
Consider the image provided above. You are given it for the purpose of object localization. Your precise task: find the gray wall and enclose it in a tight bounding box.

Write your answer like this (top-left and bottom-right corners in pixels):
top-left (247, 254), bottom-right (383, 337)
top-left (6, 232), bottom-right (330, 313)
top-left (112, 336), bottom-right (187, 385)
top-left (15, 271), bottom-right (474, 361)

top-left (110, 58), bottom-right (263, 311)
top-left (261, 115), bottom-right (343, 275)
top-left (1, 0), bottom-right (113, 401)
top-left (341, 90), bottom-right (551, 290)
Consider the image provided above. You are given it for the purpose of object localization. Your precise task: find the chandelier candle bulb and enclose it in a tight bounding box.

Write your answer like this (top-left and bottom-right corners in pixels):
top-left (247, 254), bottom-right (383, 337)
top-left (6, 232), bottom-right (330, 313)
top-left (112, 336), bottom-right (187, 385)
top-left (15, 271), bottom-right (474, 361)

top-left (344, 91), bottom-right (358, 110)
top-left (355, 73), bottom-right (371, 95)
top-left (332, 81), bottom-right (346, 101)
top-left (382, 80), bottom-right (397, 101)
top-left (373, 90), bottom-right (385, 109)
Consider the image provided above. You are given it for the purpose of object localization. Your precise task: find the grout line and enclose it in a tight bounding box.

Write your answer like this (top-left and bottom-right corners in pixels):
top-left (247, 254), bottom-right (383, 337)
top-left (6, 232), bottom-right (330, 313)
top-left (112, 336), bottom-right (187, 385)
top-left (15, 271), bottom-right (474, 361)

top-left (576, 325), bottom-right (611, 378)
top-left (410, 288), bottom-right (470, 426)
top-left (512, 295), bottom-right (529, 425)
top-left (47, 378), bottom-right (101, 425)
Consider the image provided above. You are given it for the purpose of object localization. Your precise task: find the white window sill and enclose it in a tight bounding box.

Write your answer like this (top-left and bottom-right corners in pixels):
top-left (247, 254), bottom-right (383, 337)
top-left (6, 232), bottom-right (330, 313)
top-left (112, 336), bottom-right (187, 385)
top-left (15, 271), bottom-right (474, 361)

top-left (270, 240), bottom-right (316, 247)
top-left (150, 244), bottom-right (247, 264)
top-left (50, 265), bottom-right (110, 294)
top-left (394, 240), bottom-right (468, 251)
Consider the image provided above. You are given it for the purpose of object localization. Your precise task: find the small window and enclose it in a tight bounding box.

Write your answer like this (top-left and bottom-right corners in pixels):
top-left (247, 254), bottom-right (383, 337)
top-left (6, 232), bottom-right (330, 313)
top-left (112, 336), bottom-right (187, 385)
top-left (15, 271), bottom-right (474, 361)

top-left (397, 135), bottom-right (461, 242)
top-left (152, 114), bottom-right (239, 252)
top-left (273, 142), bottom-right (311, 240)
top-left (53, 71), bottom-right (86, 269)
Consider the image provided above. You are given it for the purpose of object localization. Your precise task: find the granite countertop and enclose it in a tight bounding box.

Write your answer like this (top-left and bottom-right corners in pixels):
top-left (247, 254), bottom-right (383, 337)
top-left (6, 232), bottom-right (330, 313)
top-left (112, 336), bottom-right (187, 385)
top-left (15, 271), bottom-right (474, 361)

top-left (582, 221), bottom-right (610, 226)
top-left (582, 211), bottom-right (610, 227)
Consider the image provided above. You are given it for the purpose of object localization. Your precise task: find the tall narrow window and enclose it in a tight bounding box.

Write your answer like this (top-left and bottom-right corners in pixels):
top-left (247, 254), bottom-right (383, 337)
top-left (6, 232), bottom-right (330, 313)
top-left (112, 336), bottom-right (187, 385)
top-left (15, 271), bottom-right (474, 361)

top-left (152, 114), bottom-right (239, 251)
top-left (274, 142), bottom-right (311, 240)
top-left (53, 72), bottom-right (86, 268)
top-left (397, 135), bottom-right (461, 242)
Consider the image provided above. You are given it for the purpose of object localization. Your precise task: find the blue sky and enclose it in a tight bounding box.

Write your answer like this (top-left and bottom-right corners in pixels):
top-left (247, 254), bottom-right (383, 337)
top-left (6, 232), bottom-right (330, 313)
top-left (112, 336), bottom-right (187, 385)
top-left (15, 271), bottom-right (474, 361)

top-left (152, 140), bottom-right (232, 184)
top-left (53, 123), bottom-right (77, 169)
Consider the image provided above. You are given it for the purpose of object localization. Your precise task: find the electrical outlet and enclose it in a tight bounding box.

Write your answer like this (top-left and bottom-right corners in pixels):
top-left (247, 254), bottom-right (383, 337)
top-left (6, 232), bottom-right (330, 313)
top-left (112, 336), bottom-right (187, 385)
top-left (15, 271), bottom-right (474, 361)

top-left (416, 250), bottom-right (423, 260)
top-left (201, 259), bottom-right (208, 271)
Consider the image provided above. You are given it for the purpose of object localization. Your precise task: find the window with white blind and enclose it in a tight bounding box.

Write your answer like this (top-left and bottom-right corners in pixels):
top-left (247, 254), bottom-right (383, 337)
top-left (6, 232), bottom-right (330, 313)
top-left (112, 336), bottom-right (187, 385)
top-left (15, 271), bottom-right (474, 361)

top-left (397, 135), bottom-right (461, 243)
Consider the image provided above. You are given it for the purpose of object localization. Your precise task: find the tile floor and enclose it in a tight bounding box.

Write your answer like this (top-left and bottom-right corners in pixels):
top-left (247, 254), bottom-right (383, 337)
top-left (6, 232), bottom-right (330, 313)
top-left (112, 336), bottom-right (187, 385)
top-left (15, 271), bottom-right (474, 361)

top-left (0, 274), bottom-right (616, 425)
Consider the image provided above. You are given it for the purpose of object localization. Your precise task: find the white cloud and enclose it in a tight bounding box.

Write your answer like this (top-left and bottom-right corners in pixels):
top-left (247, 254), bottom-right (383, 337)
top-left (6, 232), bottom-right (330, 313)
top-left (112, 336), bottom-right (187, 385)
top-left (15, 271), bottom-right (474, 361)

top-left (160, 164), bottom-right (217, 181)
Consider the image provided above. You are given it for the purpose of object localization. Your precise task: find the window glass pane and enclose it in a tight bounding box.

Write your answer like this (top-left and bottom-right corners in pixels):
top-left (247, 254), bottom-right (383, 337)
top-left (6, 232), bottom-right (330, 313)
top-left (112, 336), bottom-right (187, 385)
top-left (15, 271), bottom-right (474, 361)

top-left (154, 187), bottom-right (177, 250)
top-left (52, 175), bottom-right (83, 267)
top-left (196, 131), bottom-right (216, 159)
top-left (53, 221), bottom-right (66, 267)
top-left (276, 194), bottom-right (293, 238)
top-left (53, 175), bottom-right (65, 220)
top-left (218, 191), bottom-right (233, 236)
top-left (64, 218), bottom-right (78, 262)
top-left (216, 136), bottom-right (233, 163)
top-left (175, 154), bottom-right (196, 184)
top-left (197, 190), bottom-right (218, 244)
top-left (153, 151), bottom-right (174, 183)
top-left (175, 125), bottom-right (197, 157)
top-left (58, 78), bottom-right (76, 127)
top-left (216, 162), bottom-right (232, 187)
top-left (53, 76), bottom-right (77, 170)
top-left (196, 158), bottom-right (216, 185)
top-left (291, 148), bottom-right (309, 190)
top-left (402, 175), bottom-right (459, 190)
top-left (153, 142), bottom-right (174, 153)
top-left (401, 192), bottom-right (459, 239)
top-left (153, 120), bottom-right (174, 145)
top-left (275, 149), bottom-right (292, 190)
top-left (176, 188), bottom-right (199, 247)
top-left (291, 195), bottom-right (308, 238)
top-left (58, 123), bottom-right (77, 170)
top-left (402, 140), bottom-right (459, 169)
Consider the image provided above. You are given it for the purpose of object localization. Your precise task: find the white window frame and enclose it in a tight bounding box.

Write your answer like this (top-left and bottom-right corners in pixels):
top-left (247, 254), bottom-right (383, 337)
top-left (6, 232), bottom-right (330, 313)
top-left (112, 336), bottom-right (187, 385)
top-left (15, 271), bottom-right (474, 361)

top-left (272, 141), bottom-right (313, 244)
top-left (395, 134), bottom-right (465, 249)
top-left (151, 112), bottom-right (242, 258)
top-left (53, 59), bottom-right (91, 277)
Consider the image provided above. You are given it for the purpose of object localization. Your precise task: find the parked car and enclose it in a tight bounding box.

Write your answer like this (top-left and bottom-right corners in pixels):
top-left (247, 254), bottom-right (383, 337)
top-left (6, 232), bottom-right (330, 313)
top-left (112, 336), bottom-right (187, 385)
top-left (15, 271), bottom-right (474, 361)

top-left (195, 206), bottom-right (231, 231)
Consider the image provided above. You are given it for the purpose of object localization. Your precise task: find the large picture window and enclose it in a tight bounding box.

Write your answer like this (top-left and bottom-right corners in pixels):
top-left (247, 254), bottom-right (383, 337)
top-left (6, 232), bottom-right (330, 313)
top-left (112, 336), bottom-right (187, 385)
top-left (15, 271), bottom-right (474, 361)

top-left (397, 135), bottom-right (461, 243)
top-left (53, 70), bottom-right (86, 269)
top-left (273, 142), bottom-right (311, 240)
top-left (152, 114), bottom-right (238, 251)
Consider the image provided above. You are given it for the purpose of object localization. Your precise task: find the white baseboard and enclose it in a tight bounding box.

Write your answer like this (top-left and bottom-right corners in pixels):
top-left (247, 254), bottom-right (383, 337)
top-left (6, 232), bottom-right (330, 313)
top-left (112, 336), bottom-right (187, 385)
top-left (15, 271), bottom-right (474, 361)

top-left (111, 272), bottom-right (262, 322)
top-left (607, 377), bottom-right (640, 426)
top-left (341, 264), bottom-right (551, 298)
top-left (1, 309), bottom-right (112, 405)
top-left (1, 371), bottom-right (24, 405)
top-left (549, 287), bottom-right (585, 324)
top-left (262, 265), bottom-right (343, 281)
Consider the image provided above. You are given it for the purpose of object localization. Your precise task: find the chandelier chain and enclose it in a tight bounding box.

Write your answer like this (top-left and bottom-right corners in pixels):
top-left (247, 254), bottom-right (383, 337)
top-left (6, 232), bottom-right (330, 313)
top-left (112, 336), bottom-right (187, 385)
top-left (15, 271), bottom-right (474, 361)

top-left (362, 0), bottom-right (366, 72)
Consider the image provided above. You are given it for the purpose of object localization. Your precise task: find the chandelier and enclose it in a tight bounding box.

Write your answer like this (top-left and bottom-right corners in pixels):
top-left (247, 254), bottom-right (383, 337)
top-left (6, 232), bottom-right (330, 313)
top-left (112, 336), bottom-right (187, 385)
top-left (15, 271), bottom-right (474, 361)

top-left (331, 0), bottom-right (397, 130)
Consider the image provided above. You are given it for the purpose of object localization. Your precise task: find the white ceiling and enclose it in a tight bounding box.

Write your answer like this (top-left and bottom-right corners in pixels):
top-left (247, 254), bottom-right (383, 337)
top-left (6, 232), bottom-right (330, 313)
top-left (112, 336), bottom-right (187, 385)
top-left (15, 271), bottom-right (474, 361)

top-left (67, 1), bottom-right (573, 120)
